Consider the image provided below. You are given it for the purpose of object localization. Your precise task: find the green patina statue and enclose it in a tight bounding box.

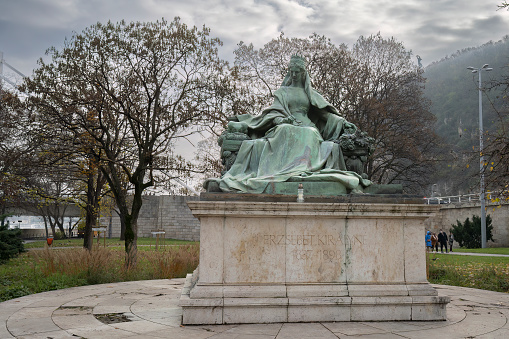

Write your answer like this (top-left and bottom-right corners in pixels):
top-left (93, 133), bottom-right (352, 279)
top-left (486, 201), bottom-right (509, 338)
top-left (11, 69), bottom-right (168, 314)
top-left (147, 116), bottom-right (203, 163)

top-left (206, 55), bottom-right (375, 195)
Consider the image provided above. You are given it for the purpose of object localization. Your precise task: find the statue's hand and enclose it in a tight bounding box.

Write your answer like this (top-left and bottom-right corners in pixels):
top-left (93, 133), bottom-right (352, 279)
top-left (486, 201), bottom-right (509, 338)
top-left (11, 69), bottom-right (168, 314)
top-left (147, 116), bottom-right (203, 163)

top-left (227, 121), bottom-right (249, 134)
top-left (343, 121), bottom-right (357, 134)
top-left (291, 117), bottom-right (302, 126)
top-left (274, 116), bottom-right (299, 125)
top-left (273, 117), bottom-right (284, 125)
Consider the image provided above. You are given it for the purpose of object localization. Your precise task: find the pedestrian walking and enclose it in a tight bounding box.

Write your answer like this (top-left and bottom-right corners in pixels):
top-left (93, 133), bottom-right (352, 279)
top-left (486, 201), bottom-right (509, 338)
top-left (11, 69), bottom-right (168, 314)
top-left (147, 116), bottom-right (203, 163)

top-left (438, 230), bottom-right (448, 253)
top-left (449, 232), bottom-right (454, 252)
top-left (425, 231), bottom-right (432, 252)
top-left (431, 232), bottom-right (438, 252)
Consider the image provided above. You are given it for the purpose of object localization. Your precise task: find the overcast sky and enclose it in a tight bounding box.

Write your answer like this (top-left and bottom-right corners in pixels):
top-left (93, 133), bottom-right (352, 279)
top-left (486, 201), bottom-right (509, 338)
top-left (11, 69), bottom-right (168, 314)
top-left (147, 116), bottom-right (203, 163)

top-left (1, 0), bottom-right (509, 80)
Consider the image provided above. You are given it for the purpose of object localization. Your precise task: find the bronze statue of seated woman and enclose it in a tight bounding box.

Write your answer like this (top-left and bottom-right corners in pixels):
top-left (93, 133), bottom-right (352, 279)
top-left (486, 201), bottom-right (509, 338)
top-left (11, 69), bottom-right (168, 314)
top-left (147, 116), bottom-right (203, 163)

top-left (206, 55), bottom-right (373, 195)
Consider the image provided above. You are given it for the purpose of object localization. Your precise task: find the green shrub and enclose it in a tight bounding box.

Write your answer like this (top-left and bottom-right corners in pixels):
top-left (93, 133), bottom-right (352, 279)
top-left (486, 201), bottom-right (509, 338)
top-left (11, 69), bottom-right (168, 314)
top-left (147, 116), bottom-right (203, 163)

top-left (0, 214), bottom-right (25, 263)
top-left (0, 284), bottom-right (32, 301)
top-left (451, 214), bottom-right (494, 248)
top-left (53, 230), bottom-right (66, 240)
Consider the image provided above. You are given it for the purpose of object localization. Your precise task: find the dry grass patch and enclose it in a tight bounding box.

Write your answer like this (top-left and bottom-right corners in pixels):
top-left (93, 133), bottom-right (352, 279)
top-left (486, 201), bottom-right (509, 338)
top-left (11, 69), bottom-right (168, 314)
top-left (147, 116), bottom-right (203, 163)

top-left (1, 244), bottom-right (199, 301)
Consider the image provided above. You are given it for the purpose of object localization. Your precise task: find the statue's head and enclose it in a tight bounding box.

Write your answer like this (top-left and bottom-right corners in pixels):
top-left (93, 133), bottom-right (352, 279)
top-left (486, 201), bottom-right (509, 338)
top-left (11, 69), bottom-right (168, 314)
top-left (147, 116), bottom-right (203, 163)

top-left (289, 55), bottom-right (306, 71)
top-left (281, 54), bottom-right (310, 88)
top-left (288, 55), bottom-right (307, 86)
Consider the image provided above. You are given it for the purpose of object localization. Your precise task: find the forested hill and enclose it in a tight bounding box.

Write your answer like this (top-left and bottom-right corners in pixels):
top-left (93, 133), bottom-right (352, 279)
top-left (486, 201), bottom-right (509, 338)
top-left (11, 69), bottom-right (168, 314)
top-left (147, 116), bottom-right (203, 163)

top-left (423, 36), bottom-right (509, 195)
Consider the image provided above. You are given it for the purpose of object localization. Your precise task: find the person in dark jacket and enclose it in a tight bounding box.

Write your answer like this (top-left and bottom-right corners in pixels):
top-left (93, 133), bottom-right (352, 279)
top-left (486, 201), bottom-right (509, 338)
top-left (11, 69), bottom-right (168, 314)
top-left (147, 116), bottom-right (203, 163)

top-left (449, 232), bottom-right (454, 252)
top-left (438, 230), bottom-right (448, 253)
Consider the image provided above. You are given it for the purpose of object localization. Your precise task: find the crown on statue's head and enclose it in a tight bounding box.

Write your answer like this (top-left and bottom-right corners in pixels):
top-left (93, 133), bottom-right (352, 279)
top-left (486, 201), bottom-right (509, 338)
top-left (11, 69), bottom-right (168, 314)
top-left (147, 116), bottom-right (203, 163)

top-left (289, 54), bottom-right (306, 68)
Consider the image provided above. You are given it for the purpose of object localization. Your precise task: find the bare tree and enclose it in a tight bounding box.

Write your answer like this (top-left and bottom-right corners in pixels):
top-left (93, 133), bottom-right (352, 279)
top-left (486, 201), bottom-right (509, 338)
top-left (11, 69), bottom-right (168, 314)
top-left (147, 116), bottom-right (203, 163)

top-left (23, 18), bottom-right (227, 266)
top-left (23, 173), bottom-right (75, 238)
top-left (342, 33), bottom-right (439, 192)
top-left (0, 88), bottom-right (41, 222)
top-left (483, 71), bottom-right (509, 199)
top-left (228, 33), bottom-right (439, 193)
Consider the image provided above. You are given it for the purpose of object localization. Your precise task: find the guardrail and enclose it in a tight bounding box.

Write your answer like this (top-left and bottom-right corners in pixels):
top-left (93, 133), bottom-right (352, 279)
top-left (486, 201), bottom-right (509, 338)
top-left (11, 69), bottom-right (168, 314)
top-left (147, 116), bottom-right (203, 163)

top-left (424, 194), bottom-right (480, 205)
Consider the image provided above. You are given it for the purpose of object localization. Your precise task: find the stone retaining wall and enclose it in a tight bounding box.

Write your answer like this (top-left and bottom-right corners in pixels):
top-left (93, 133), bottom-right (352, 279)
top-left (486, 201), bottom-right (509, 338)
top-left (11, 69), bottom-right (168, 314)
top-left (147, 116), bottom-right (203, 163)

top-left (424, 202), bottom-right (509, 247)
top-left (99, 195), bottom-right (509, 246)
top-left (20, 229), bottom-right (47, 239)
top-left (102, 195), bottom-right (200, 241)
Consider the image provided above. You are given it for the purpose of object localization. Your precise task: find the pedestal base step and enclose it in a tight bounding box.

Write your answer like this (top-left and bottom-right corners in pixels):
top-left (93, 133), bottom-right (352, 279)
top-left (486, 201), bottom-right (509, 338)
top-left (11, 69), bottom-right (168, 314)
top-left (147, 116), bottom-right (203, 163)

top-left (180, 274), bottom-right (450, 325)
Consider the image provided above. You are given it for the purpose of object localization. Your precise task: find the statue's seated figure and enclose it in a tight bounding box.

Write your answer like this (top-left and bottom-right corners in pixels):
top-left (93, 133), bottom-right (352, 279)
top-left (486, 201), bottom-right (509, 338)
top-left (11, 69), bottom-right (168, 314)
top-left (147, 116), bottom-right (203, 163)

top-left (207, 55), bottom-right (373, 194)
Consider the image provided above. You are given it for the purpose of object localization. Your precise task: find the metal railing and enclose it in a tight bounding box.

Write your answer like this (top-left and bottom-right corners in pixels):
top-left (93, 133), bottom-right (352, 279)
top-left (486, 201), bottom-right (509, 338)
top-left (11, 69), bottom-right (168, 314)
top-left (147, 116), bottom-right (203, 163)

top-left (424, 194), bottom-right (480, 205)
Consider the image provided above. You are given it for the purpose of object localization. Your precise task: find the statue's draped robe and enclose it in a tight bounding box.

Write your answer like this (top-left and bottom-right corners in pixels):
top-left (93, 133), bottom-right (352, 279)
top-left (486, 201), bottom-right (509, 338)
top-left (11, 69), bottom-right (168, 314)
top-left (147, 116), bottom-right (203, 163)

top-left (218, 85), bottom-right (371, 194)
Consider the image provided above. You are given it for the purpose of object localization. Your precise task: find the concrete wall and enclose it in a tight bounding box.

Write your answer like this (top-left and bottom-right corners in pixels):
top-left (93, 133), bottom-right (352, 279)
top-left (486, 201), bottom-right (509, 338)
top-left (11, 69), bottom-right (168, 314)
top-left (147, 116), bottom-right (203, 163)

top-left (20, 229), bottom-right (47, 239)
top-left (424, 202), bottom-right (509, 247)
top-left (102, 195), bottom-right (201, 241)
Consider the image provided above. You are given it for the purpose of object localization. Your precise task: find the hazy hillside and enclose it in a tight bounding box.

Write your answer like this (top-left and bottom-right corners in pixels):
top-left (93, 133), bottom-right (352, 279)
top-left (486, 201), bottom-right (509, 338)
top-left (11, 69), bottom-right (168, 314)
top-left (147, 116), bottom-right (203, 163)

top-left (423, 36), bottom-right (509, 196)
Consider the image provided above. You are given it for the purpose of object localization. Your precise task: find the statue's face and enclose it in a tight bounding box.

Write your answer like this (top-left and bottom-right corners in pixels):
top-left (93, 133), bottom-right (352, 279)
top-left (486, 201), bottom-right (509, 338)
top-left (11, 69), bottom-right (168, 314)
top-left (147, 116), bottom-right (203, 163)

top-left (289, 65), bottom-right (304, 86)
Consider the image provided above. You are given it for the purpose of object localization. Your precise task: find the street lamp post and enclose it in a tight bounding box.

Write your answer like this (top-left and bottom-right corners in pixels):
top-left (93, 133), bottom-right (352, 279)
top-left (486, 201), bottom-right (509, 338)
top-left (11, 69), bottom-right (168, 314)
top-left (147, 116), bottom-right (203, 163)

top-left (431, 184), bottom-right (438, 198)
top-left (467, 64), bottom-right (492, 248)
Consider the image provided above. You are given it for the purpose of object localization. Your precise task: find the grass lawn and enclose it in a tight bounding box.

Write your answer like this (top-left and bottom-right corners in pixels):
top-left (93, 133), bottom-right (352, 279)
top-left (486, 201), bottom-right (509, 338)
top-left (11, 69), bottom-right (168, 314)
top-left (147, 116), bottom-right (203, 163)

top-left (24, 237), bottom-right (197, 249)
top-left (429, 252), bottom-right (509, 264)
top-left (427, 251), bottom-right (509, 293)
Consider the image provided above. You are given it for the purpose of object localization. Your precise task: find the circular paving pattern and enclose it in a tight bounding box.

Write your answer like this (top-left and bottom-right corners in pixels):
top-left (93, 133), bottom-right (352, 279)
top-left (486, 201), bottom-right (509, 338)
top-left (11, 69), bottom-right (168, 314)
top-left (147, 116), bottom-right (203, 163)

top-left (1, 279), bottom-right (508, 338)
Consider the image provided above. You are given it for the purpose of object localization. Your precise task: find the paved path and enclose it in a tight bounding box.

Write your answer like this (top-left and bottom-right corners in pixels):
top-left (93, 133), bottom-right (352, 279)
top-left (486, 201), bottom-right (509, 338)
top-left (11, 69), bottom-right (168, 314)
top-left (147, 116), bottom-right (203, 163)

top-left (1, 280), bottom-right (509, 338)
top-left (440, 252), bottom-right (509, 257)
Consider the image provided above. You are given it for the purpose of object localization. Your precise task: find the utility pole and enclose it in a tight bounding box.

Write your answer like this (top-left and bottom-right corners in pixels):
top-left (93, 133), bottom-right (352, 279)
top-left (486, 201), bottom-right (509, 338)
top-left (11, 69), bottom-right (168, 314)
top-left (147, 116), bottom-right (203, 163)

top-left (0, 51), bottom-right (3, 83)
top-left (0, 51), bottom-right (27, 88)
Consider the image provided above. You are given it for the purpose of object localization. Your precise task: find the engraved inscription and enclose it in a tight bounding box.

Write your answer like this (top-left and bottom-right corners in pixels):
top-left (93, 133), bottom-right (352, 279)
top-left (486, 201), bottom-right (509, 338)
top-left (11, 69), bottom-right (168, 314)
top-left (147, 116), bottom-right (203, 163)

top-left (262, 234), bottom-right (317, 246)
top-left (258, 233), bottom-right (364, 263)
top-left (290, 249), bottom-right (340, 262)
top-left (260, 234), bottom-right (363, 248)
top-left (319, 249), bottom-right (339, 262)
top-left (291, 249), bottom-right (314, 260)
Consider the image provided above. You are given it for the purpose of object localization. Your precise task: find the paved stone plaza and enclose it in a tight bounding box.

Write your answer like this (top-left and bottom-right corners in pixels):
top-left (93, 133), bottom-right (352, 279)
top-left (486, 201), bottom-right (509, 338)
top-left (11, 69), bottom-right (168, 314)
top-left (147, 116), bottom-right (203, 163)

top-left (1, 278), bottom-right (508, 338)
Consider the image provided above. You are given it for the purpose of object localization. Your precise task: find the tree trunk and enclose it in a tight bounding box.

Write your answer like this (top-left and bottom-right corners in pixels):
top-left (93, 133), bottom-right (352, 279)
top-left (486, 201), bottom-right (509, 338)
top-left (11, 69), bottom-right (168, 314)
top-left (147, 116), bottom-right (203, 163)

top-left (102, 162), bottom-right (145, 268)
top-left (119, 216), bottom-right (125, 240)
top-left (83, 166), bottom-right (106, 250)
top-left (57, 219), bottom-right (67, 238)
top-left (83, 172), bottom-right (96, 251)
top-left (46, 204), bottom-right (67, 239)
top-left (49, 220), bottom-right (56, 238)
top-left (0, 203), bottom-right (5, 227)
top-left (83, 206), bottom-right (96, 251)
top-left (124, 185), bottom-right (144, 268)
top-left (124, 214), bottom-right (137, 268)
top-left (42, 215), bottom-right (49, 238)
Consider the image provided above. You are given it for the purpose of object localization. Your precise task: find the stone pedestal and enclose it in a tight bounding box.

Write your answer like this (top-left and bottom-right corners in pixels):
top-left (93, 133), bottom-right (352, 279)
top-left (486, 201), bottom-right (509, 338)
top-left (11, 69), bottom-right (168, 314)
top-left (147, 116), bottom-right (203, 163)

top-left (180, 200), bottom-right (449, 324)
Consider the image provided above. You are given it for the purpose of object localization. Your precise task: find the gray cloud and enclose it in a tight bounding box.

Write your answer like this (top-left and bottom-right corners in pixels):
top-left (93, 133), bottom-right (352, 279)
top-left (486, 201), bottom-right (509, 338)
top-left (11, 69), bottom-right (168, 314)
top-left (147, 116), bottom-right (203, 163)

top-left (406, 13), bottom-right (508, 63)
top-left (1, 0), bottom-right (508, 78)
